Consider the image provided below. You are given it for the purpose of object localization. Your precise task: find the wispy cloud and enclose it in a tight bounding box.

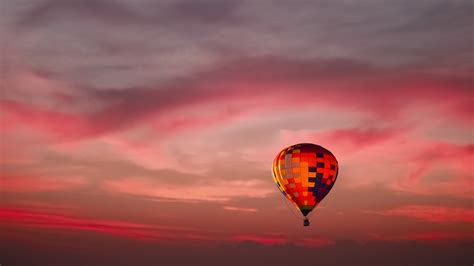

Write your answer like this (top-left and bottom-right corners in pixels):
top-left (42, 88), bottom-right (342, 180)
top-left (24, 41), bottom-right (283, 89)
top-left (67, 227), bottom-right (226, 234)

top-left (374, 205), bottom-right (474, 223)
top-left (223, 206), bottom-right (258, 213)
top-left (0, 207), bottom-right (208, 242)
top-left (2, 175), bottom-right (87, 193)
top-left (104, 177), bottom-right (274, 202)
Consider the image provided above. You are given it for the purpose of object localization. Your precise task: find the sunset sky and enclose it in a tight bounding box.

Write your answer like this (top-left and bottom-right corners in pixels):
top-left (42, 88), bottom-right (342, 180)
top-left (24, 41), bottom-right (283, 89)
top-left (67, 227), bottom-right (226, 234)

top-left (1, 0), bottom-right (473, 265)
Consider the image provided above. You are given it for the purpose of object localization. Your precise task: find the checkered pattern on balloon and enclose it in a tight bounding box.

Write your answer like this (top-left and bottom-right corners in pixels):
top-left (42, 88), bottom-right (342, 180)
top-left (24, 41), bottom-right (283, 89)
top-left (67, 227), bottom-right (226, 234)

top-left (272, 143), bottom-right (339, 225)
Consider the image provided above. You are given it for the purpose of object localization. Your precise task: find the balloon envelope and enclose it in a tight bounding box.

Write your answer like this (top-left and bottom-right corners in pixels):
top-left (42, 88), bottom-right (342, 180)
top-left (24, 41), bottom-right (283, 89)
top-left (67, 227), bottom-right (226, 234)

top-left (272, 143), bottom-right (339, 218)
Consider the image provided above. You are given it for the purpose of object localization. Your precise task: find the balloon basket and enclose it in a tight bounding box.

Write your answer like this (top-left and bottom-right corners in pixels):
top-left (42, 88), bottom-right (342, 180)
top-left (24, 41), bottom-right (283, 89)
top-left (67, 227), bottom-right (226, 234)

top-left (303, 218), bottom-right (310, 226)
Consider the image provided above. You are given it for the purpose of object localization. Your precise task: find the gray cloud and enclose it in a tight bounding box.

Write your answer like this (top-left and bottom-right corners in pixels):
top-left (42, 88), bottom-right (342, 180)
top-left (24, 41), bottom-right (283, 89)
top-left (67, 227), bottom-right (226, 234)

top-left (15, 0), bottom-right (138, 27)
top-left (2, 0), bottom-right (471, 89)
top-left (169, 0), bottom-right (244, 24)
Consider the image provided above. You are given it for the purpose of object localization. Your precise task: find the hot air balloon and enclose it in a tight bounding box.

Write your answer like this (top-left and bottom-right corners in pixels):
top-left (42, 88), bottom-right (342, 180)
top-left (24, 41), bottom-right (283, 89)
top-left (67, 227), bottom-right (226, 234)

top-left (272, 143), bottom-right (339, 226)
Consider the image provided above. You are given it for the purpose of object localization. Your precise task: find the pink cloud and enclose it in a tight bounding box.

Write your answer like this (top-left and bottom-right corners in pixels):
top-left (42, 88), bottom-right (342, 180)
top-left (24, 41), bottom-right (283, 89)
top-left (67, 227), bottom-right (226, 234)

top-left (223, 206), bottom-right (258, 213)
top-left (2, 68), bottom-right (86, 113)
top-left (0, 208), bottom-right (210, 242)
top-left (2, 57), bottom-right (471, 145)
top-left (278, 126), bottom-right (403, 154)
top-left (1, 175), bottom-right (87, 192)
top-left (408, 142), bottom-right (473, 182)
top-left (0, 208), bottom-right (331, 247)
top-left (1, 58), bottom-right (472, 248)
top-left (375, 205), bottom-right (474, 223)
top-left (104, 177), bottom-right (274, 202)
top-left (294, 128), bottom-right (472, 197)
top-left (319, 127), bottom-right (402, 150)
top-left (392, 142), bottom-right (473, 198)
top-left (1, 100), bottom-right (93, 141)
top-left (1, 201), bottom-right (78, 215)
top-left (0, 208), bottom-right (153, 240)
top-left (0, 141), bottom-right (37, 164)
